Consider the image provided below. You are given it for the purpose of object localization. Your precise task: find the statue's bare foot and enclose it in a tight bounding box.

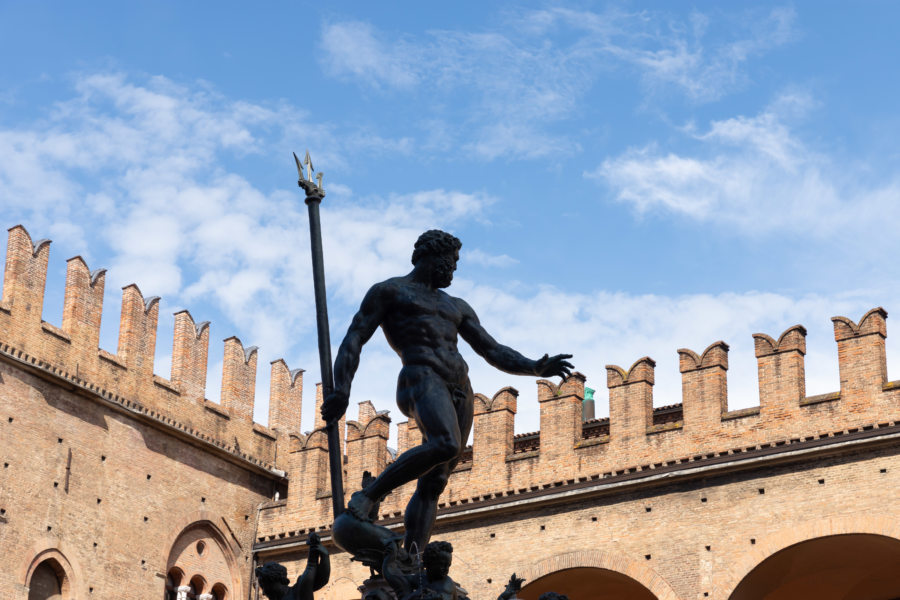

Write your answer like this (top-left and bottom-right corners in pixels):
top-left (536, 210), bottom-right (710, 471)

top-left (347, 490), bottom-right (375, 522)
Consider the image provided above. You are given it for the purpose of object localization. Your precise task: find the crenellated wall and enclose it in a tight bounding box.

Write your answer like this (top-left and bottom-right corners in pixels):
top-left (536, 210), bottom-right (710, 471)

top-left (257, 305), bottom-right (900, 545)
top-left (0, 225), bottom-right (309, 470)
top-left (4, 222), bottom-right (899, 599)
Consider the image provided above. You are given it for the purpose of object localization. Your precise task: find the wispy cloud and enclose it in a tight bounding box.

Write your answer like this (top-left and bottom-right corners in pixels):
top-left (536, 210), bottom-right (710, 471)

top-left (318, 6), bottom-right (795, 159)
top-left (464, 248), bottom-right (518, 268)
top-left (319, 21), bottom-right (420, 90)
top-left (588, 92), bottom-right (900, 241)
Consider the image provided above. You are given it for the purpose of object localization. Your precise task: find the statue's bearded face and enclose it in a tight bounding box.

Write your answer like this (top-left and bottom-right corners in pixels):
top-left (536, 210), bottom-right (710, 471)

top-left (431, 250), bottom-right (458, 288)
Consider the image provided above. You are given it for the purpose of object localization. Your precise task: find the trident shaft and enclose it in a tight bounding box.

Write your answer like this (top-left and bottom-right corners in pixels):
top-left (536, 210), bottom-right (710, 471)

top-left (294, 151), bottom-right (344, 518)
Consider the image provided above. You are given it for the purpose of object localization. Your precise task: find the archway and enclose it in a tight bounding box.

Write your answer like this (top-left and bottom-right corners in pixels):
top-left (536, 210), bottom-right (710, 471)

top-left (730, 534), bottom-right (900, 599)
top-left (27, 558), bottom-right (68, 600)
top-left (211, 582), bottom-right (228, 600)
top-left (165, 567), bottom-right (184, 600)
top-left (520, 549), bottom-right (679, 600)
top-left (23, 551), bottom-right (77, 600)
top-left (519, 567), bottom-right (657, 600)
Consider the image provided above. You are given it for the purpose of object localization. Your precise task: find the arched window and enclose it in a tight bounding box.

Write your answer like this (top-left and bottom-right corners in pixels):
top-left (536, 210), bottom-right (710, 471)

top-left (189, 574), bottom-right (206, 597)
top-left (211, 582), bottom-right (228, 600)
top-left (27, 558), bottom-right (68, 600)
top-left (165, 567), bottom-right (184, 600)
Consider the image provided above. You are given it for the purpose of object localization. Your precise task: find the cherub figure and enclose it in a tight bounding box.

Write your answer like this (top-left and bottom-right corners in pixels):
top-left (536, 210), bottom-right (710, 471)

top-left (381, 540), bottom-right (468, 600)
top-left (255, 533), bottom-right (330, 600)
top-left (418, 541), bottom-right (468, 600)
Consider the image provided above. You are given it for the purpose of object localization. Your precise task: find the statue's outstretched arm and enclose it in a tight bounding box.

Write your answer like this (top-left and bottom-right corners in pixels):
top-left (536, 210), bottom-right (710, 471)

top-left (457, 298), bottom-right (573, 379)
top-left (322, 284), bottom-right (388, 423)
top-left (311, 541), bottom-right (330, 591)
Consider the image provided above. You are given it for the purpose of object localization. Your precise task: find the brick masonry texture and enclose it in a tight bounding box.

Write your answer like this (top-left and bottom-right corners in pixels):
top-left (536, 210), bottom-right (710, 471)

top-left (1, 224), bottom-right (899, 599)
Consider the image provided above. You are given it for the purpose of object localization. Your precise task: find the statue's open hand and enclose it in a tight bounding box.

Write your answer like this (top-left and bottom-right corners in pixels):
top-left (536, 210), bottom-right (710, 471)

top-left (534, 353), bottom-right (574, 379)
top-left (498, 573), bottom-right (526, 599)
top-left (321, 390), bottom-right (349, 424)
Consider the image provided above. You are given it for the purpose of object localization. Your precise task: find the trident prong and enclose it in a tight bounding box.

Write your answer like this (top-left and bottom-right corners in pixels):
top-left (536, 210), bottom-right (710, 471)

top-left (293, 151), bottom-right (305, 181)
top-left (316, 172), bottom-right (324, 191)
top-left (304, 150), bottom-right (314, 182)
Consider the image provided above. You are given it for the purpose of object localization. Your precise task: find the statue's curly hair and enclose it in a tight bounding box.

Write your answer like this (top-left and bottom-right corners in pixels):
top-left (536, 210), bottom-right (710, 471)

top-left (538, 593), bottom-right (570, 600)
top-left (255, 562), bottom-right (290, 586)
top-left (422, 540), bottom-right (453, 570)
top-left (411, 230), bottom-right (461, 265)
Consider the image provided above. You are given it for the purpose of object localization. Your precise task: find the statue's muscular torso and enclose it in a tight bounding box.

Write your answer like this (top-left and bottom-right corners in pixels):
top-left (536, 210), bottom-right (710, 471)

top-left (376, 277), bottom-right (471, 387)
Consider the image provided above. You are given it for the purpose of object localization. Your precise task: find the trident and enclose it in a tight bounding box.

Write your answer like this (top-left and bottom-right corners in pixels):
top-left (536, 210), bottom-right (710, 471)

top-left (294, 150), bottom-right (345, 518)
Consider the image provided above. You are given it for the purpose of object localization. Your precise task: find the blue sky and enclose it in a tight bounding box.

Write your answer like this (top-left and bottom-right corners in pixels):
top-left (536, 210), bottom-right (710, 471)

top-left (2, 2), bottom-right (900, 437)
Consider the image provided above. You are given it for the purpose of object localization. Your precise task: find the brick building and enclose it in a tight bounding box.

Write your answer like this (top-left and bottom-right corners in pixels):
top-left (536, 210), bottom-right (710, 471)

top-left (1, 224), bottom-right (898, 599)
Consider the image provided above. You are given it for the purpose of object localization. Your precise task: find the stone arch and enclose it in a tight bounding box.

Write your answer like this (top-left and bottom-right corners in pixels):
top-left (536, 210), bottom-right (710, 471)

top-left (23, 549), bottom-right (77, 600)
top-left (715, 515), bottom-right (900, 598)
top-left (210, 582), bottom-right (228, 600)
top-left (189, 574), bottom-right (207, 595)
top-left (519, 549), bottom-right (680, 600)
top-left (165, 566), bottom-right (186, 599)
top-left (165, 516), bottom-right (241, 600)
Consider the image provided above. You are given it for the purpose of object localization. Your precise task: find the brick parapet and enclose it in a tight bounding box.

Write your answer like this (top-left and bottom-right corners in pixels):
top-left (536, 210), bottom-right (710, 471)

top-left (0, 225), bottom-right (294, 469)
top-left (259, 307), bottom-right (900, 541)
top-left (8, 224), bottom-right (899, 556)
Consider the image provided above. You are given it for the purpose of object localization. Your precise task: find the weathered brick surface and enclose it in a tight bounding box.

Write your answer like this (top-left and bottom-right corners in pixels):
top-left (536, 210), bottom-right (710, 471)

top-left (0, 358), bottom-right (277, 599)
top-left (257, 306), bottom-right (900, 597)
top-left (0, 226), bottom-right (289, 599)
top-left (259, 436), bottom-right (900, 600)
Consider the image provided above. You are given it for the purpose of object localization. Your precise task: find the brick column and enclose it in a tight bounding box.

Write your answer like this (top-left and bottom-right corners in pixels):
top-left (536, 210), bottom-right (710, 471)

top-left (538, 374), bottom-right (584, 465)
top-left (607, 358), bottom-right (655, 444)
top-left (753, 325), bottom-right (806, 424)
top-left (678, 341), bottom-right (728, 433)
top-left (832, 307), bottom-right (887, 412)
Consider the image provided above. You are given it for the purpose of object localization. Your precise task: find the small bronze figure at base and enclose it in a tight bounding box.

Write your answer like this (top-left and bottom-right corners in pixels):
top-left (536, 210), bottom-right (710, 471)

top-left (255, 533), bottom-right (330, 600)
top-left (380, 540), bottom-right (469, 600)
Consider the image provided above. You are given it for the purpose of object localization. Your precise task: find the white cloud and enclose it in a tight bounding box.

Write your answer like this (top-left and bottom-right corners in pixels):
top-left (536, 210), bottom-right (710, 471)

top-left (589, 95), bottom-right (900, 239)
top-left (463, 249), bottom-right (518, 268)
top-left (0, 72), bottom-right (501, 424)
top-left (346, 276), bottom-right (889, 437)
top-left (601, 7), bottom-right (796, 102)
top-left (4, 70), bottom-right (893, 447)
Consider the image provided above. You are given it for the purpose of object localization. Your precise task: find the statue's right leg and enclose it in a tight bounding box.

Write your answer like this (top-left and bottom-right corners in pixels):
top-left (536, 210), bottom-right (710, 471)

top-left (403, 462), bottom-right (452, 552)
top-left (350, 366), bottom-right (460, 519)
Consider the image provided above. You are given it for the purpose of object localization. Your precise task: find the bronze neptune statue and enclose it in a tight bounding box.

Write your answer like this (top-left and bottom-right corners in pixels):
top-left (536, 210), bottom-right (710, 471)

top-left (296, 154), bottom-right (574, 598)
top-left (323, 230), bottom-right (573, 552)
